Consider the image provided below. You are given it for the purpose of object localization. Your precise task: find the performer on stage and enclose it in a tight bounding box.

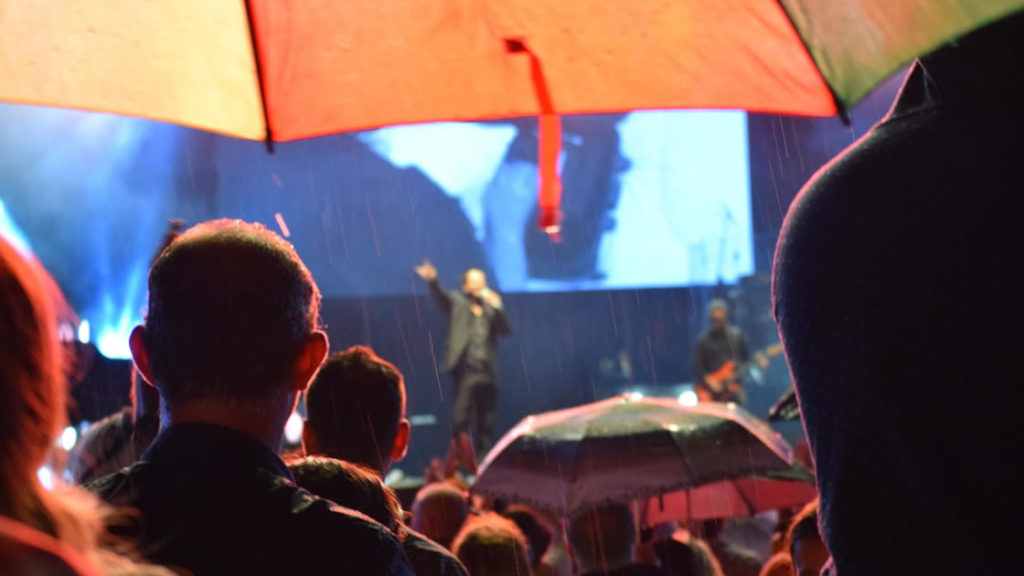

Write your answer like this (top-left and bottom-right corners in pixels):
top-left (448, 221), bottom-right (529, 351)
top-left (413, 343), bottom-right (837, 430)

top-left (415, 259), bottom-right (511, 456)
top-left (693, 299), bottom-right (766, 405)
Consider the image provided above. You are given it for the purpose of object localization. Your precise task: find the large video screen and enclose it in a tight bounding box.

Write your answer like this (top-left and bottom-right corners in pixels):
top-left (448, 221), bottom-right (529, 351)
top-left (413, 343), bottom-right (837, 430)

top-left (1, 104), bottom-right (752, 357)
top-left (213, 110), bottom-right (753, 296)
top-left (358, 110), bottom-right (754, 292)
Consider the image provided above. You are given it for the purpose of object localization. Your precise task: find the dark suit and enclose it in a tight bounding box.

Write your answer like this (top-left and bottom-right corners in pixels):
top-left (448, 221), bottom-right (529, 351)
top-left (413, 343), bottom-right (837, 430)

top-left (428, 278), bottom-right (510, 454)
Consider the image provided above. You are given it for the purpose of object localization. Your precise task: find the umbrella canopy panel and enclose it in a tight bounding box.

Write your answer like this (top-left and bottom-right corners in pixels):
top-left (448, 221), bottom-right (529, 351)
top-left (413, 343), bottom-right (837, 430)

top-left (0, 0), bottom-right (266, 139)
top-left (474, 397), bottom-right (796, 514)
top-left (781, 0), bottom-right (1024, 109)
top-left (2, 0), bottom-right (831, 142)
top-left (246, 0), bottom-right (833, 140)
top-left (643, 465), bottom-right (817, 523)
top-left (3, 1), bottom-right (1022, 141)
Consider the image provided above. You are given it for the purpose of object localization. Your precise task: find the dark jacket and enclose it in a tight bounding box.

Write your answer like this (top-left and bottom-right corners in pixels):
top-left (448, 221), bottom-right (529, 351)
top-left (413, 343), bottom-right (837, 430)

top-left (89, 424), bottom-right (412, 576)
top-left (772, 13), bottom-right (1024, 576)
top-left (428, 279), bottom-right (510, 373)
top-left (580, 563), bottom-right (672, 576)
top-left (401, 527), bottom-right (469, 576)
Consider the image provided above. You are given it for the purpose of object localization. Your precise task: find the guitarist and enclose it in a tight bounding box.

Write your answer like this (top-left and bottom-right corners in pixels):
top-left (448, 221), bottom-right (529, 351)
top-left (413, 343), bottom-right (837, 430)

top-left (693, 299), bottom-right (766, 405)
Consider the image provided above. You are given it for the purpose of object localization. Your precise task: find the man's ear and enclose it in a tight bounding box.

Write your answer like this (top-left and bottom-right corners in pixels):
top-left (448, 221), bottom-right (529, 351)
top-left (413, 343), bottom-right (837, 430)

top-left (390, 418), bottom-right (411, 463)
top-left (289, 330), bottom-right (329, 392)
top-left (129, 325), bottom-right (157, 389)
top-left (302, 420), bottom-right (320, 456)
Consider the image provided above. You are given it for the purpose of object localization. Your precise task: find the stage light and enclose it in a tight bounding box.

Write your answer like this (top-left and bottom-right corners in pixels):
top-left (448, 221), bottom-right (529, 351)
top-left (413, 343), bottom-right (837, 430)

top-left (77, 320), bottom-right (90, 344)
top-left (37, 466), bottom-right (54, 490)
top-left (284, 411), bottom-right (304, 445)
top-left (627, 391), bottom-right (644, 401)
top-left (384, 468), bottom-right (405, 486)
top-left (60, 426), bottom-right (78, 451)
top-left (677, 390), bottom-right (698, 406)
top-left (97, 331), bottom-right (131, 360)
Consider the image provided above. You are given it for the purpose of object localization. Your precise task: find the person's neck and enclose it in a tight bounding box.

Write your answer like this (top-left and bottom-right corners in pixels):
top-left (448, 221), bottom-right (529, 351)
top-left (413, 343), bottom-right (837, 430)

top-left (162, 393), bottom-right (296, 453)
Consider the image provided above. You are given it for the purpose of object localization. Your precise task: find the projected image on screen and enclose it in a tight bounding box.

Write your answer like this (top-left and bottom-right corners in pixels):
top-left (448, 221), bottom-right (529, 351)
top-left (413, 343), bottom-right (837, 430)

top-left (1, 105), bottom-right (753, 358)
top-left (361, 110), bottom-right (753, 292)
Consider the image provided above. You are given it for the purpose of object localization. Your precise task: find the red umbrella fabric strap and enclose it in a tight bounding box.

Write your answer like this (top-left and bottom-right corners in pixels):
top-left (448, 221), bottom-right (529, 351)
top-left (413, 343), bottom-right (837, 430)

top-left (506, 38), bottom-right (563, 241)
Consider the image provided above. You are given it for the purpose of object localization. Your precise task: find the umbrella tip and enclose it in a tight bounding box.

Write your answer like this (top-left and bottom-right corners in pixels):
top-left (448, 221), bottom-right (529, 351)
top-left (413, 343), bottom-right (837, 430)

top-left (504, 38), bottom-right (528, 53)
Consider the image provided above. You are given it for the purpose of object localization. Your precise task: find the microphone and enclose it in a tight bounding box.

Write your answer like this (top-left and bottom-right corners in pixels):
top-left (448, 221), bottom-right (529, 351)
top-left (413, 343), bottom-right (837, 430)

top-left (476, 288), bottom-right (499, 307)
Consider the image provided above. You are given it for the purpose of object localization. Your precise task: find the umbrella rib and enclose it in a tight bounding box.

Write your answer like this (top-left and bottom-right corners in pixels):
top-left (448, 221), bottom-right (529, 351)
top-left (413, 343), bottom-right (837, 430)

top-left (774, 0), bottom-right (851, 125)
top-left (663, 424), bottom-right (698, 490)
top-left (732, 479), bottom-right (758, 516)
top-left (243, 0), bottom-right (275, 151)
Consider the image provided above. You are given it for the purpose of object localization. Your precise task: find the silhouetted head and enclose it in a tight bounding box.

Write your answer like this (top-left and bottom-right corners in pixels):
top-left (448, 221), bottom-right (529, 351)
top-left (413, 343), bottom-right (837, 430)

top-left (452, 513), bottom-right (532, 576)
top-left (132, 219), bottom-right (323, 403)
top-left (501, 506), bottom-right (551, 569)
top-left (461, 268), bottom-right (487, 296)
top-left (652, 536), bottom-right (723, 576)
top-left (698, 518), bottom-right (727, 543)
top-left (304, 345), bottom-right (409, 473)
top-left (772, 13), bottom-right (1024, 575)
top-left (708, 299), bottom-right (729, 334)
top-left (410, 482), bottom-right (469, 550)
top-left (567, 504), bottom-right (636, 574)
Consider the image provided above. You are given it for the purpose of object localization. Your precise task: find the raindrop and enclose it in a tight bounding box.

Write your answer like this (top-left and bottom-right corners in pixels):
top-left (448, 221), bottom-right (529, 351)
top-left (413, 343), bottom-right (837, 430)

top-left (274, 212), bottom-right (291, 237)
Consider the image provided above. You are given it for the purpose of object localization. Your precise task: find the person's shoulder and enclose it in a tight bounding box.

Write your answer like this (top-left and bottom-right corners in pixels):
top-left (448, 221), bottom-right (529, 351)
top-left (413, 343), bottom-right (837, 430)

top-left (402, 527), bottom-right (469, 576)
top-left (264, 477), bottom-right (412, 573)
top-left (86, 461), bottom-right (149, 503)
top-left (68, 408), bottom-right (132, 459)
top-left (77, 408), bottom-right (133, 445)
top-left (0, 516), bottom-right (100, 576)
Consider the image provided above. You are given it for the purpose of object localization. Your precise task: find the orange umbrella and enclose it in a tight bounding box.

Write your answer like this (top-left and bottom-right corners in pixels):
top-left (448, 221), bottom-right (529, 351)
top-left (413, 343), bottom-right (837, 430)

top-left (2, 0), bottom-right (1020, 230)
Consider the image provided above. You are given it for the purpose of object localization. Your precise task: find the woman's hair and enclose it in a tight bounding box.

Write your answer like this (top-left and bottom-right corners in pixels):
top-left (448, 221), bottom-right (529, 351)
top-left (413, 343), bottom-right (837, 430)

top-left (0, 239), bottom-right (165, 573)
top-left (0, 238), bottom-right (67, 535)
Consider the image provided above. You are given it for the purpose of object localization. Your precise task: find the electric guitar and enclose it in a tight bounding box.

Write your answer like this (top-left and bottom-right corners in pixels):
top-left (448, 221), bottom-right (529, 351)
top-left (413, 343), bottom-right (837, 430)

top-left (696, 343), bottom-right (784, 404)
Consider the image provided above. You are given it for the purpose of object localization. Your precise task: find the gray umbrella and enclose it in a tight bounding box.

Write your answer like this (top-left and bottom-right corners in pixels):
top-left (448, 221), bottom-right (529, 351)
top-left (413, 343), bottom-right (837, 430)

top-left (471, 394), bottom-right (797, 515)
